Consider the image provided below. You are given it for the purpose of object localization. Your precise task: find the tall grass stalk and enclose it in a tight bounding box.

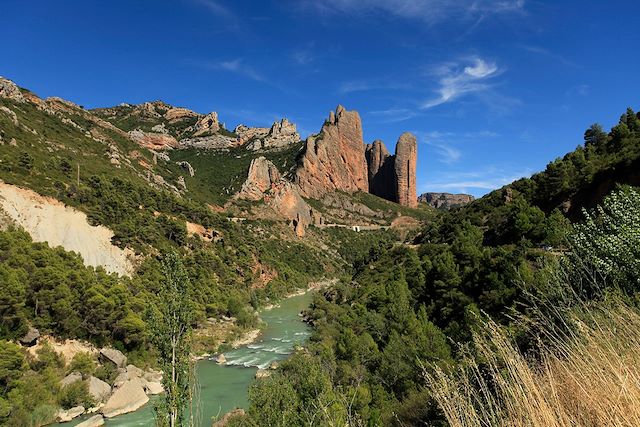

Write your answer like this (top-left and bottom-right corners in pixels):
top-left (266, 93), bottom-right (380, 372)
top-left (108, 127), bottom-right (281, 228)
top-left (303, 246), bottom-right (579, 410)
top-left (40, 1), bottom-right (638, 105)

top-left (426, 304), bottom-right (640, 427)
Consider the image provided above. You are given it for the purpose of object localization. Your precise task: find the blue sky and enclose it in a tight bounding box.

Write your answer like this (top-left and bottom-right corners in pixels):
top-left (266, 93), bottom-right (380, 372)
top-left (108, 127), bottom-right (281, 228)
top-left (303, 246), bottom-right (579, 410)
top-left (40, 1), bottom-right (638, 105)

top-left (2, 0), bottom-right (639, 197)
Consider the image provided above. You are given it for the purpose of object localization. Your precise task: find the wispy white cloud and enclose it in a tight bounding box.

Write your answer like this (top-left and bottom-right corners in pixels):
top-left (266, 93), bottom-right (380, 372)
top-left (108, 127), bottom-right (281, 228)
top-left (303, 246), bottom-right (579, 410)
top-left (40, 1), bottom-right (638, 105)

top-left (416, 130), bottom-right (499, 164)
top-left (368, 108), bottom-right (422, 123)
top-left (422, 57), bottom-right (500, 109)
top-left (301, 0), bottom-right (525, 25)
top-left (192, 0), bottom-right (235, 18)
top-left (292, 49), bottom-right (316, 65)
top-left (420, 166), bottom-right (533, 196)
top-left (338, 79), bottom-right (411, 94)
top-left (519, 44), bottom-right (577, 68)
top-left (206, 59), bottom-right (265, 82)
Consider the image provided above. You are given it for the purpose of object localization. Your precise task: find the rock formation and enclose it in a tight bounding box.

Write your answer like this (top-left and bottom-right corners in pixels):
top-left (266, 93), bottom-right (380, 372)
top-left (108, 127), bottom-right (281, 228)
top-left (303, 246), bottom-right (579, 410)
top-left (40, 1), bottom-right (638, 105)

top-left (0, 77), bottom-right (25, 103)
top-left (394, 132), bottom-right (418, 208)
top-left (128, 129), bottom-right (179, 150)
top-left (236, 157), bottom-right (316, 237)
top-left (418, 192), bottom-right (475, 209)
top-left (178, 133), bottom-right (241, 150)
top-left (365, 133), bottom-right (418, 208)
top-left (365, 140), bottom-right (395, 201)
top-left (295, 105), bottom-right (369, 199)
top-left (245, 119), bottom-right (301, 151)
top-left (236, 157), bottom-right (282, 201)
top-left (192, 112), bottom-right (220, 136)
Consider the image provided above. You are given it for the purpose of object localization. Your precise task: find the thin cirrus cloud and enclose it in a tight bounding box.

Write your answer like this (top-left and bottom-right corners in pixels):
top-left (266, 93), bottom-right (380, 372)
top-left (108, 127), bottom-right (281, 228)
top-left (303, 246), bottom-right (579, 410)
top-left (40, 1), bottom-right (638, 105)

top-left (416, 130), bottom-right (499, 164)
top-left (301, 0), bottom-right (525, 24)
top-left (339, 80), bottom-right (412, 94)
top-left (421, 167), bottom-right (533, 196)
top-left (192, 0), bottom-right (239, 22)
top-left (205, 59), bottom-right (265, 82)
top-left (422, 57), bottom-right (500, 109)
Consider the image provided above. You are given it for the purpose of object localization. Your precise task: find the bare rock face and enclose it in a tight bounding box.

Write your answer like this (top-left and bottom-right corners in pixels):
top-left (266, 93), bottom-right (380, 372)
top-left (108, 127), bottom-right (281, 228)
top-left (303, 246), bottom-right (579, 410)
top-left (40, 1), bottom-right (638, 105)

top-left (236, 157), bottom-right (282, 201)
top-left (0, 77), bottom-right (25, 103)
top-left (418, 192), bottom-right (474, 209)
top-left (179, 134), bottom-right (241, 150)
top-left (265, 181), bottom-right (312, 237)
top-left (164, 107), bottom-right (199, 122)
top-left (295, 105), bottom-right (369, 199)
top-left (236, 158), bottom-right (315, 237)
top-left (246, 119), bottom-right (301, 151)
top-left (128, 129), bottom-right (178, 150)
top-left (394, 132), bottom-right (418, 208)
top-left (192, 112), bottom-right (220, 136)
top-left (365, 140), bottom-right (395, 201)
top-left (366, 133), bottom-right (418, 208)
top-left (234, 124), bottom-right (270, 142)
top-left (238, 119), bottom-right (301, 151)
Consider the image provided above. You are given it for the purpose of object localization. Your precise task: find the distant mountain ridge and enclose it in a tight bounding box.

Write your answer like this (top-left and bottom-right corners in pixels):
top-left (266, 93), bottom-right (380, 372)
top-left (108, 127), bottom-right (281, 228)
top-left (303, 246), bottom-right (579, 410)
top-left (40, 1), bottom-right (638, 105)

top-left (418, 192), bottom-right (475, 209)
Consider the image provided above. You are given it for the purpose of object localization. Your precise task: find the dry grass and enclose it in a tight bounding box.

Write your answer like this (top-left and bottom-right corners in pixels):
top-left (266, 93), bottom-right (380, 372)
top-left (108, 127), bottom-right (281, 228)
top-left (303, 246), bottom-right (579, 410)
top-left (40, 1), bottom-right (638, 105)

top-left (425, 304), bottom-right (640, 427)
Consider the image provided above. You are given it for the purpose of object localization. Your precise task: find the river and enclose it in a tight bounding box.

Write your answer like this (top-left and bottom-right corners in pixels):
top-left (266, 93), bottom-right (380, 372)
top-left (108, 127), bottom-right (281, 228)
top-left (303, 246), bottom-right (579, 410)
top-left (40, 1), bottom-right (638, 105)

top-left (65, 291), bottom-right (314, 427)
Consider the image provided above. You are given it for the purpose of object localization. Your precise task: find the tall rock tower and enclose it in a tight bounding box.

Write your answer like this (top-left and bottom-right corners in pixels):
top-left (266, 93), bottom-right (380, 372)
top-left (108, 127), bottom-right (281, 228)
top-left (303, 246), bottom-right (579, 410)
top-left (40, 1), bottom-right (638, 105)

top-left (393, 132), bottom-right (418, 208)
top-left (295, 105), bottom-right (369, 199)
top-left (366, 132), bottom-right (418, 208)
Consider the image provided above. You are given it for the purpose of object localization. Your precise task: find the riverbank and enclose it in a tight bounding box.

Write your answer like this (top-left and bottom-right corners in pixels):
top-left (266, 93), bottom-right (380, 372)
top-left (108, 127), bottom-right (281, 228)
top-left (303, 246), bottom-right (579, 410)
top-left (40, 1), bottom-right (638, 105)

top-left (105, 290), bottom-right (316, 426)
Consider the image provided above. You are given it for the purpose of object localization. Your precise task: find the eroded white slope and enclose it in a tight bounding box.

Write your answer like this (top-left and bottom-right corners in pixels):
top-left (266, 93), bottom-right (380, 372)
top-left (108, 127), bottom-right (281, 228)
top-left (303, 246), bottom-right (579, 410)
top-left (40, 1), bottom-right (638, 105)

top-left (0, 181), bottom-right (134, 276)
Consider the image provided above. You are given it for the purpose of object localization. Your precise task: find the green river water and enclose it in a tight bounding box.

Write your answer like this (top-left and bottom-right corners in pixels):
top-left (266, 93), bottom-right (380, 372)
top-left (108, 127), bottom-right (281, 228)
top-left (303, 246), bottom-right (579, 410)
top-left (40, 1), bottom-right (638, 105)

top-left (63, 291), bottom-right (314, 427)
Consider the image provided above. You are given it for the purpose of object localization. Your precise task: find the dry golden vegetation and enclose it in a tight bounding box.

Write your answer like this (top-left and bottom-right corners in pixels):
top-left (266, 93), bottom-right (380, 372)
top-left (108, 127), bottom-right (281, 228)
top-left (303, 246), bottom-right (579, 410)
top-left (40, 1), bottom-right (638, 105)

top-left (426, 302), bottom-right (640, 427)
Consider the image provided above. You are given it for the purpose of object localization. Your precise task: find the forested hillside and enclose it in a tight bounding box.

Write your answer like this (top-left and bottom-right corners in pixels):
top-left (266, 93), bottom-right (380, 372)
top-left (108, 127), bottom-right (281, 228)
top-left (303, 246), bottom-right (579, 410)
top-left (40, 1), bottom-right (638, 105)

top-left (0, 78), bottom-right (420, 425)
top-left (232, 107), bottom-right (640, 426)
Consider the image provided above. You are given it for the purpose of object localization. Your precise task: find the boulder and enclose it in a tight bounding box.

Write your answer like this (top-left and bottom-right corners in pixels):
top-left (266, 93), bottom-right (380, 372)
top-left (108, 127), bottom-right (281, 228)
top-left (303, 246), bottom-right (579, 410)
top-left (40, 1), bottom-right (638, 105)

top-left (143, 369), bottom-right (163, 383)
top-left (126, 364), bottom-right (144, 378)
top-left (60, 372), bottom-right (83, 388)
top-left (393, 132), bottom-right (418, 208)
top-left (112, 371), bottom-right (129, 388)
top-left (255, 369), bottom-right (271, 379)
top-left (216, 354), bottom-right (226, 364)
top-left (19, 327), bottom-right (40, 346)
top-left (143, 379), bottom-right (164, 395)
top-left (101, 377), bottom-right (149, 418)
top-left (57, 406), bottom-right (85, 422)
top-left (87, 376), bottom-right (111, 403)
top-left (99, 348), bottom-right (127, 368)
top-left (76, 415), bottom-right (105, 427)
top-left (295, 105), bottom-right (369, 199)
